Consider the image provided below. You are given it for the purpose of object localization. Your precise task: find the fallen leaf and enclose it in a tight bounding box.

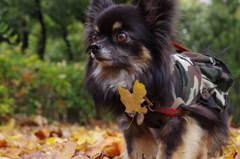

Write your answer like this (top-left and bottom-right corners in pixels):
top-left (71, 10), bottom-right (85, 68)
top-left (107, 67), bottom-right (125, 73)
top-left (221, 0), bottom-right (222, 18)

top-left (0, 140), bottom-right (7, 148)
top-left (0, 133), bottom-right (4, 140)
top-left (51, 141), bottom-right (77, 159)
top-left (34, 125), bottom-right (50, 140)
top-left (6, 148), bottom-right (22, 158)
top-left (5, 118), bottom-right (16, 131)
top-left (46, 137), bottom-right (64, 145)
top-left (85, 145), bottom-right (102, 159)
top-left (35, 131), bottom-right (46, 140)
top-left (236, 136), bottom-right (240, 144)
top-left (76, 141), bottom-right (89, 152)
top-left (118, 80), bottom-right (148, 114)
top-left (102, 141), bottom-right (121, 157)
top-left (0, 157), bottom-right (10, 159)
top-left (224, 150), bottom-right (237, 159)
top-left (19, 148), bottom-right (37, 156)
top-left (235, 153), bottom-right (240, 159)
top-left (72, 154), bottom-right (90, 159)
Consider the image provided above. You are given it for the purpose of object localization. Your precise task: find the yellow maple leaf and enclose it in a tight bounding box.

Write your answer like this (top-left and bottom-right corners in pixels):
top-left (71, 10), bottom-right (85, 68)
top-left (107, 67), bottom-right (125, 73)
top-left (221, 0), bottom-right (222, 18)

top-left (118, 80), bottom-right (148, 114)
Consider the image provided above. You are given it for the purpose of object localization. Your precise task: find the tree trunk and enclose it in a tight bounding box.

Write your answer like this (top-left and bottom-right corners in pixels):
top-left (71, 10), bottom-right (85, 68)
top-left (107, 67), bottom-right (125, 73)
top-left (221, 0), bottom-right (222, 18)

top-left (21, 21), bottom-right (29, 53)
top-left (62, 26), bottom-right (74, 61)
top-left (35, 0), bottom-right (46, 60)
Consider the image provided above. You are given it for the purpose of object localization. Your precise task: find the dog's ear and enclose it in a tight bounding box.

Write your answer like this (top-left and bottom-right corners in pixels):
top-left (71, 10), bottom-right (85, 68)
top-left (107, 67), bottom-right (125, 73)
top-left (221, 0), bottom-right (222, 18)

top-left (138, 0), bottom-right (178, 39)
top-left (86, 0), bottom-right (114, 23)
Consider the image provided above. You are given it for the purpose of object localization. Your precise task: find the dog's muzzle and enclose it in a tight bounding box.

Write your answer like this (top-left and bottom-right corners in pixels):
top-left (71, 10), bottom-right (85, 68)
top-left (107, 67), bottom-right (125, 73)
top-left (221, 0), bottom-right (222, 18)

top-left (90, 43), bottom-right (102, 54)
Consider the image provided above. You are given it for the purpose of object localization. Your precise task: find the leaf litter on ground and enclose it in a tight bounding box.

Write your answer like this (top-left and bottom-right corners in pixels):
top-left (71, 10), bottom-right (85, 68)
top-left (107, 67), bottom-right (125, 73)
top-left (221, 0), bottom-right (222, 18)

top-left (0, 115), bottom-right (239, 159)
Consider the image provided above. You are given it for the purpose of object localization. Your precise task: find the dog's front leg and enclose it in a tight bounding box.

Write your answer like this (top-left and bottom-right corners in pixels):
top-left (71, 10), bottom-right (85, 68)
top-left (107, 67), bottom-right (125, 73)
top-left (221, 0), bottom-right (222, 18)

top-left (119, 114), bottom-right (158, 159)
top-left (156, 116), bottom-right (207, 159)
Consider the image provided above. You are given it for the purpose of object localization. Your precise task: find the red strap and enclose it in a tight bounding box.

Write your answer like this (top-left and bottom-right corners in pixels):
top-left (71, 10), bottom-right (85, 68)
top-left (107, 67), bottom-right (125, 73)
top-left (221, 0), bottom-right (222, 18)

top-left (171, 41), bottom-right (191, 52)
top-left (154, 106), bottom-right (190, 116)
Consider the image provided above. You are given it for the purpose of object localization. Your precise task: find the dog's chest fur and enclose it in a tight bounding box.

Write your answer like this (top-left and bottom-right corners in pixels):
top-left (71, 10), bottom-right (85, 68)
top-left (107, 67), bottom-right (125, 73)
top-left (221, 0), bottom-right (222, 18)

top-left (90, 56), bottom-right (152, 95)
top-left (92, 64), bottom-right (135, 93)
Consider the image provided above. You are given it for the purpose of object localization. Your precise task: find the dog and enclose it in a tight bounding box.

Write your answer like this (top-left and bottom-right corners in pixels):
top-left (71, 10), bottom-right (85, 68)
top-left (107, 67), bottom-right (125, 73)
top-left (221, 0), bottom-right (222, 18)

top-left (84, 0), bottom-right (234, 158)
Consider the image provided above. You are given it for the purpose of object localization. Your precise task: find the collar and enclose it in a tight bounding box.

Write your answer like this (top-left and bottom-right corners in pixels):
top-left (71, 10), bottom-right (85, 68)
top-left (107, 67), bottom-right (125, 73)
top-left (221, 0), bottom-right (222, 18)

top-left (171, 41), bottom-right (191, 52)
top-left (144, 96), bottom-right (190, 124)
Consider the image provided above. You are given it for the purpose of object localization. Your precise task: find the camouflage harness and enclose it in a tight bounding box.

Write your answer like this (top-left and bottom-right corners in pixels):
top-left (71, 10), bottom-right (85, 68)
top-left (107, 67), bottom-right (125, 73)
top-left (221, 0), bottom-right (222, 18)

top-left (142, 52), bottom-right (234, 127)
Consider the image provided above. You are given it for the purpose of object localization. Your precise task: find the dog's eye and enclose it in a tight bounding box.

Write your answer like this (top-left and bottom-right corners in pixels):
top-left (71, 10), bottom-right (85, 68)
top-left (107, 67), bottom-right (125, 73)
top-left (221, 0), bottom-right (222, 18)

top-left (92, 34), bottom-right (99, 43)
top-left (116, 33), bottom-right (127, 42)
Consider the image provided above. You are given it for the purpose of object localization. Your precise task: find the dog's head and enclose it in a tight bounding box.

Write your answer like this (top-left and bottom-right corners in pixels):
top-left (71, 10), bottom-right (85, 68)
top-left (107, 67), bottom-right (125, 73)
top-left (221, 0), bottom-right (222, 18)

top-left (85, 0), bottom-right (178, 70)
top-left (84, 0), bottom-right (179, 96)
top-left (84, 0), bottom-right (179, 115)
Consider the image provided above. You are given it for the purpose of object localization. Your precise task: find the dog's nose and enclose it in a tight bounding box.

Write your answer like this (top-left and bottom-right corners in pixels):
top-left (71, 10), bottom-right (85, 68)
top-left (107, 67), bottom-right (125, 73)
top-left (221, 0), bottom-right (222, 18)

top-left (90, 43), bottom-right (102, 54)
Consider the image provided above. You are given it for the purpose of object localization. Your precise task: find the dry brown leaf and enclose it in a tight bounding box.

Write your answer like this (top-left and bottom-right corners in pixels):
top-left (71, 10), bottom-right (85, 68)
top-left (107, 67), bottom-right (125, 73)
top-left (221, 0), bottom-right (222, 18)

top-left (51, 141), bottom-right (77, 159)
top-left (0, 133), bottom-right (4, 140)
top-left (118, 80), bottom-right (147, 114)
top-left (5, 118), bottom-right (16, 131)
top-left (102, 141), bottom-right (121, 157)
top-left (6, 148), bottom-right (22, 158)
top-left (72, 154), bottom-right (90, 159)
top-left (0, 140), bottom-right (7, 148)
top-left (34, 125), bottom-right (51, 140)
top-left (235, 153), bottom-right (240, 159)
top-left (19, 148), bottom-right (37, 156)
top-left (85, 145), bottom-right (102, 158)
top-left (76, 141), bottom-right (89, 152)
top-left (35, 131), bottom-right (47, 140)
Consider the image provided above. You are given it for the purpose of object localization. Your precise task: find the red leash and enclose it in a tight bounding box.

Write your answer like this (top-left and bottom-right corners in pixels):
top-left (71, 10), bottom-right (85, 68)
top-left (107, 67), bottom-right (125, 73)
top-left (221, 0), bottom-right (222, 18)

top-left (171, 41), bottom-right (191, 52)
top-left (153, 106), bottom-right (190, 116)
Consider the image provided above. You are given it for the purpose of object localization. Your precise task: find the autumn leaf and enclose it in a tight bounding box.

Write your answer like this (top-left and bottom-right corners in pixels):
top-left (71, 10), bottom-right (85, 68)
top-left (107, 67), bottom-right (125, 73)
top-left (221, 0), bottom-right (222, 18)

top-left (51, 141), bottom-right (77, 159)
top-left (72, 154), bottom-right (90, 159)
top-left (235, 154), bottom-right (240, 159)
top-left (6, 148), bottom-right (22, 158)
top-left (85, 145), bottom-right (102, 158)
top-left (34, 125), bottom-right (50, 140)
top-left (102, 141), bottom-right (121, 157)
top-left (85, 136), bottom-right (123, 158)
top-left (5, 118), bottom-right (16, 131)
top-left (0, 147), bottom-right (22, 158)
top-left (118, 80), bottom-right (148, 114)
top-left (224, 150), bottom-right (238, 159)
top-left (0, 139), bottom-right (7, 148)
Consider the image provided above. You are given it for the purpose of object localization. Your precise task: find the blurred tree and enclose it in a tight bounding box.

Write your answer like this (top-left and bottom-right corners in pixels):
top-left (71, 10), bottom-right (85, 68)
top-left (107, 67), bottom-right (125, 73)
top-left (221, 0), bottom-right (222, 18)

top-left (0, 0), bottom-right (138, 61)
top-left (0, 0), bottom-right (35, 53)
top-left (0, 0), bottom-right (89, 61)
top-left (43, 0), bottom-right (89, 61)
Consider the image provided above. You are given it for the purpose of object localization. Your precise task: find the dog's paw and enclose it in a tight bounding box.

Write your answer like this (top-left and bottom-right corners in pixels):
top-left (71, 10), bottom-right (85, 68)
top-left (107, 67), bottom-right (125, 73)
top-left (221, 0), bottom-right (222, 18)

top-left (119, 150), bottom-right (129, 159)
top-left (141, 153), bottom-right (156, 159)
top-left (120, 150), bottom-right (156, 159)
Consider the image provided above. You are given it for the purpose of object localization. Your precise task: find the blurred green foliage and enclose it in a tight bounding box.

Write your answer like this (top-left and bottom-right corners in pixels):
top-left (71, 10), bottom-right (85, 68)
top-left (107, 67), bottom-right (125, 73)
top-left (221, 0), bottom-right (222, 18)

top-left (0, 48), bottom-right (94, 124)
top-left (0, 0), bottom-right (240, 125)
